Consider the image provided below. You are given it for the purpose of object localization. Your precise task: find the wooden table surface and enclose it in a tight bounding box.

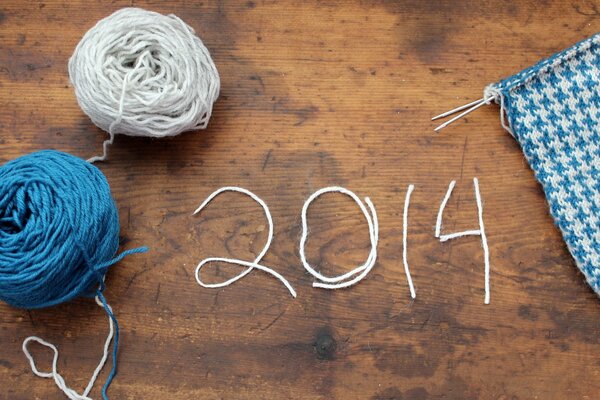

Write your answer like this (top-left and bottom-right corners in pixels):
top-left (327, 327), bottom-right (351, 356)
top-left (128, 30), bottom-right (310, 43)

top-left (1, 1), bottom-right (600, 399)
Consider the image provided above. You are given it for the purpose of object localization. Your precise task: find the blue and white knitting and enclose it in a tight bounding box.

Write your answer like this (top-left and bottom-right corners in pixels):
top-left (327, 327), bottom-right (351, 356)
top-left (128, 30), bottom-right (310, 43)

top-left (484, 33), bottom-right (600, 295)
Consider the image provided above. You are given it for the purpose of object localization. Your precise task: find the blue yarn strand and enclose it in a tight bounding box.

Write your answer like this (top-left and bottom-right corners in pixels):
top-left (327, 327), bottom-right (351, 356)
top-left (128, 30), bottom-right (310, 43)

top-left (95, 246), bottom-right (150, 274)
top-left (96, 290), bottom-right (119, 400)
top-left (95, 247), bottom-right (148, 399)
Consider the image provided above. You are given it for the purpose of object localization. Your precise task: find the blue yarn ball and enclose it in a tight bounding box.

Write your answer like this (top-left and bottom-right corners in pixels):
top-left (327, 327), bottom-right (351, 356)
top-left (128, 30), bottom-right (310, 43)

top-left (0, 150), bottom-right (122, 309)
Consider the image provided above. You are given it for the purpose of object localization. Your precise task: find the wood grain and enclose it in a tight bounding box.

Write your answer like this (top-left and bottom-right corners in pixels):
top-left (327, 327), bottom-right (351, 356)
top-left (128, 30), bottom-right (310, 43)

top-left (1, 1), bottom-right (600, 399)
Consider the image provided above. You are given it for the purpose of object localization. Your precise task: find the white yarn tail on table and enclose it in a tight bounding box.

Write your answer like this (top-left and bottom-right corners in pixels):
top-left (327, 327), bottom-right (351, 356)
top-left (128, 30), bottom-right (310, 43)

top-left (193, 187), bottom-right (296, 298)
top-left (22, 297), bottom-right (114, 400)
top-left (69, 8), bottom-right (220, 163)
top-left (299, 187), bottom-right (379, 289)
top-left (435, 178), bottom-right (491, 304)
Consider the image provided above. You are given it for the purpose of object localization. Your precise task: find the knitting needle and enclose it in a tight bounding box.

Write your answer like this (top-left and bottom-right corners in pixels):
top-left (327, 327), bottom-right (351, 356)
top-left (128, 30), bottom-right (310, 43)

top-left (433, 96), bottom-right (495, 132)
top-left (431, 98), bottom-right (485, 121)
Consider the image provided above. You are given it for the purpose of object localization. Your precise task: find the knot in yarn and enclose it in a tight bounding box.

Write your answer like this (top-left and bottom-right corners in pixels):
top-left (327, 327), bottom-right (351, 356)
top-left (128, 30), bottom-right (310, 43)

top-left (0, 150), bottom-right (139, 309)
top-left (69, 8), bottom-right (220, 160)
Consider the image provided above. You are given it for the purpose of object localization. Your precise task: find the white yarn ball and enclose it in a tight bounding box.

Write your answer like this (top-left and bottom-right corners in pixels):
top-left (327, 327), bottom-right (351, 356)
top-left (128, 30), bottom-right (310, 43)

top-left (69, 7), bottom-right (220, 142)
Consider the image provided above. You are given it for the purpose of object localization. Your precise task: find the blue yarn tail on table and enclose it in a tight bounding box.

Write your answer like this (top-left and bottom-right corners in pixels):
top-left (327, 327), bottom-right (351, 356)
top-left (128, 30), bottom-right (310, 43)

top-left (96, 290), bottom-right (119, 400)
top-left (484, 32), bottom-right (600, 295)
top-left (95, 247), bottom-right (148, 400)
top-left (0, 150), bottom-right (149, 399)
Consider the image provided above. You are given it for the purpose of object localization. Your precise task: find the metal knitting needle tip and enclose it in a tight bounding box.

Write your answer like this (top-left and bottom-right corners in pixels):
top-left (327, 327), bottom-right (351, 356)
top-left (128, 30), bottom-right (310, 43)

top-left (431, 98), bottom-right (485, 121)
top-left (434, 96), bottom-right (494, 132)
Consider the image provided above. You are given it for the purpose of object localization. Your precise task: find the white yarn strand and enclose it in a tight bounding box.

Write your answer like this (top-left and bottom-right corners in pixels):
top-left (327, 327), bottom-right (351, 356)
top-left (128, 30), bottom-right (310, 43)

top-left (69, 8), bottom-right (220, 162)
top-left (195, 257), bottom-right (296, 298)
top-left (193, 187), bottom-right (296, 298)
top-left (435, 179), bottom-right (491, 304)
top-left (299, 187), bottom-right (379, 289)
top-left (22, 296), bottom-right (114, 400)
top-left (484, 86), bottom-right (515, 137)
top-left (435, 180), bottom-right (456, 238)
top-left (439, 230), bottom-right (481, 242)
top-left (473, 178), bottom-right (491, 304)
top-left (402, 185), bottom-right (417, 299)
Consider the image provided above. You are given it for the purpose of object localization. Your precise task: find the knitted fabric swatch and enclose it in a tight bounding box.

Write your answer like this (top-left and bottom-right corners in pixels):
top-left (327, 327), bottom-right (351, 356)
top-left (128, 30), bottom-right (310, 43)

top-left (484, 33), bottom-right (600, 294)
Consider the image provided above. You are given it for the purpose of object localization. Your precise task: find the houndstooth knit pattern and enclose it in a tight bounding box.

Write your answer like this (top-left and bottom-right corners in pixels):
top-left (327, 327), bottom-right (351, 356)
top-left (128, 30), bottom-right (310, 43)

top-left (484, 33), bottom-right (600, 295)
